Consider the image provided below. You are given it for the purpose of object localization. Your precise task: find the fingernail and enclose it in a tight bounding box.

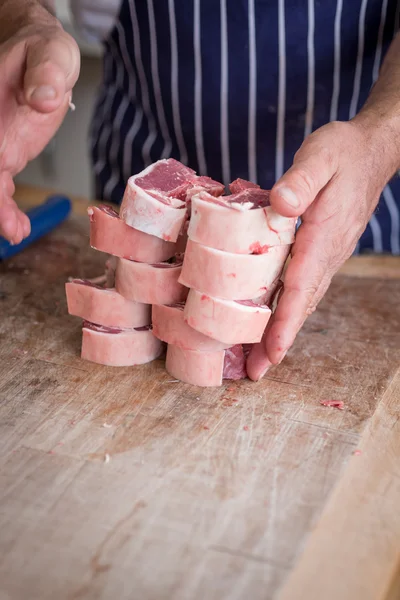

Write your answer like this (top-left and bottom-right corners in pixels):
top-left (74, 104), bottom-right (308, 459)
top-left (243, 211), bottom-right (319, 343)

top-left (23, 217), bottom-right (31, 238)
top-left (278, 350), bottom-right (288, 364)
top-left (256, 368), bottom-right (269, 381)
top-left (69, 92), bottom-right (76, 111)
top-left (276, 187), bottom-right (300, 209)
top-left (256, 362), bottom-right (272, 381)
top-left (29, 85), bottom-right (56, 102)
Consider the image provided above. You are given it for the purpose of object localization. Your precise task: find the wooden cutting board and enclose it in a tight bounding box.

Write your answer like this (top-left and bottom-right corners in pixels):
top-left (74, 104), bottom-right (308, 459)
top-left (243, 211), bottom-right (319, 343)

top-left (0, 187), bottom-right (399, 600)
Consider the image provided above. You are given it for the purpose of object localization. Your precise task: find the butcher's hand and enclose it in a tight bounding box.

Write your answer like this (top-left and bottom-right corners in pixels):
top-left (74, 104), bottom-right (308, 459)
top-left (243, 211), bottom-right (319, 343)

top-left (247, 33), bottom-right (400, 381)
top-left (0, 1), bottom-right (80, 244)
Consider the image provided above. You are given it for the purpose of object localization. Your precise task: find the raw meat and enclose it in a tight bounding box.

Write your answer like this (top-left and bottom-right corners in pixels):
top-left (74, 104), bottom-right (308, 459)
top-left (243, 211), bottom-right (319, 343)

top-left (88, 205), bottom-right (175, 262)
top-left (223, 345), bottom-right (247, 380)
top-left (66, 279), bottom-right (150, 329)
top-left (120, 159), bottom-right (224, 242)
top-left (81, 321), bottom-right (163, 366)
top-left (183, 289), bottom-right (271, 344)
top-left (65, 158), bottom-right (297, 386)
top-left (187, 176), bottom-right (225, 199)
top-left (115, 256), bottom-right (188, 305)
top-left (152, 303), bottom-right (230, 351)
top-left (229, 178), bottom-right (260, 193)
top-left (188, 190), bottom-right (296, 253)
top-left (105, 256), bottom-right (117, 287)
top-left (165, 343), bottom-right (247, 387)
top-left (179, 239), bottom-right (290, 300)
top-left (319, 400), bottom-right (345, 410)
top-left (175, 222), bottom-right (189, 254)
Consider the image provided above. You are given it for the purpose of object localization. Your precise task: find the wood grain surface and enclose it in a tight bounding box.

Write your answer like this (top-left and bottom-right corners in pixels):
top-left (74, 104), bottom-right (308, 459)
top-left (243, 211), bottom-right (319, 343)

top-left (278, 368), bottom-right (400, 600)
top-left (0, 187), bottom-right (398, 600)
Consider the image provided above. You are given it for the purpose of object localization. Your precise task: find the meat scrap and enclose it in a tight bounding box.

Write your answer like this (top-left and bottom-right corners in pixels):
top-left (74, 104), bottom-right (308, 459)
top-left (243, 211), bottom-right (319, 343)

top-left (66, 163), bottom-right (294, 382)
top-left (319, 400), bottom-right (345, 410)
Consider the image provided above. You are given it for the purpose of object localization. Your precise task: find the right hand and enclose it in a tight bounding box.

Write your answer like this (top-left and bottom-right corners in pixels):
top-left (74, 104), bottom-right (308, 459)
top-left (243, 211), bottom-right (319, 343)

top-left (0, 15), bottom-right (80, 244)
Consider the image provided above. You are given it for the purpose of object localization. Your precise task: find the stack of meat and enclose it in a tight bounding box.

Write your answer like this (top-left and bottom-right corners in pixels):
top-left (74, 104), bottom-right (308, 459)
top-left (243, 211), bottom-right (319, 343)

top-left (65, 159), bottom-right (296, 386)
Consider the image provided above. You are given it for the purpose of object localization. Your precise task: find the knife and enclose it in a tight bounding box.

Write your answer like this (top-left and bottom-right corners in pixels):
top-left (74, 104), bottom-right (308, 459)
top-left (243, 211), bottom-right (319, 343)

top-left (0, 195), bottom-right (72, 260)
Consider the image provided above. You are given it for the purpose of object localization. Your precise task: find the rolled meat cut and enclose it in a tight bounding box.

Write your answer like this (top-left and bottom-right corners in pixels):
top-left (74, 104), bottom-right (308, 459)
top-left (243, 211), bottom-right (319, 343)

top-left (105, 256), bottom-right (117, 287)
top-left (66, 279), bottom-right (150, 329)
top-left (120, 159), bottom-right (224, 242)
top-left (188, 190), bottom-right (296, 253)
top-left (115, 256), bottom-right (188, 305)
top-left (81, 322), bottom-right (163, 367)
top-left (179, 240), bottom-right (290, 300)
top-left (252, 276), bottom-right (281, 305)
top-left (175, 221), bottom-right (189, 254)
top-left (183, 289), bottom-right (271, 344)
top-left (88, 205), bottom-right (175, 262)
top-left (165, 343), bottom-right (246, 387)
top-left (152, 303), bottom-right (230, 351)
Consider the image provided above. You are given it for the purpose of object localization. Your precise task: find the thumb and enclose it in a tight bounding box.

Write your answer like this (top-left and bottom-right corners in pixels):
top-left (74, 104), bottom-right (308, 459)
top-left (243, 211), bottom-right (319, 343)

top-left (270, 134), bottom-right (338, 218)
top-left (24, 31), bottom-right (80, 113)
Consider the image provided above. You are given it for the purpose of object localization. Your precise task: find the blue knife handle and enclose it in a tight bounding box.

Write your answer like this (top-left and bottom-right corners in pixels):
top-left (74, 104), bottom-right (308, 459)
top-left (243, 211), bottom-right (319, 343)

top-left (0, 195), bottom-right (72, 260)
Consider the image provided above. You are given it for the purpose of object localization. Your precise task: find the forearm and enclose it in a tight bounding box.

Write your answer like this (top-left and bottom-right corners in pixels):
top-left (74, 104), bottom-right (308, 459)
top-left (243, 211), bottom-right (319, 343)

top-left (0, 0), bottom-right (58, 43)
top-left (353, 32), bottom-right (400, 178)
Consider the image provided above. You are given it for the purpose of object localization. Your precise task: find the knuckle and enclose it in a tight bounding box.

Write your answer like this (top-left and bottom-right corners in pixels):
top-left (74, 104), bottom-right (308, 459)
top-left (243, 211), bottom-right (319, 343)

top-left (303, 284), bottom-right (319, 298)
top-left (294, 283), bottom-right (319, 303)
top-left (316, 144), bottom-right (334, 168)
top-left (325, 120), bottom-right (344, 135)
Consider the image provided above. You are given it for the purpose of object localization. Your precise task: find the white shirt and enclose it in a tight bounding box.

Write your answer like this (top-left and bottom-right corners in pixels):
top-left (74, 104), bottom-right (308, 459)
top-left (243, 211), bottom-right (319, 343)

top-left (68, 0), bottom-right (121, 43)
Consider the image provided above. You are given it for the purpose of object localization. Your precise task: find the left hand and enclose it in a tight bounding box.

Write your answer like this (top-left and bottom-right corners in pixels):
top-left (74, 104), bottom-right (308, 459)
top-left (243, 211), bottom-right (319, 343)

top-left (0, 16), bottom-right (80, 244)
top-left (247, 118), bottom-right (397, 381)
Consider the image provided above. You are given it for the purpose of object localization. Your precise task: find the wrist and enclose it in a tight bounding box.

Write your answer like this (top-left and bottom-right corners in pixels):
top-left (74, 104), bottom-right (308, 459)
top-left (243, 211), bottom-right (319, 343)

top-left (352, 109), bottom-right (400, 183)
top-left (0, 1), bottom-right (58, 44)
top-left (351, 32), bottom-right (400, 180)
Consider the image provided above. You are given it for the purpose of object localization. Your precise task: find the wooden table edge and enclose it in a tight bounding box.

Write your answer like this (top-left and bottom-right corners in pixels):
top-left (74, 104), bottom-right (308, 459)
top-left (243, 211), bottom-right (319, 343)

top-left (277, 367), bottom-right (400, 600)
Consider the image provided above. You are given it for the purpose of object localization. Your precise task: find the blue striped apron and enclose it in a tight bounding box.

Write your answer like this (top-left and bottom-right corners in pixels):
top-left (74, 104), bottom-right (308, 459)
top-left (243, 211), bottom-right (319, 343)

top-left (91, 0), bottom-right (400, 255)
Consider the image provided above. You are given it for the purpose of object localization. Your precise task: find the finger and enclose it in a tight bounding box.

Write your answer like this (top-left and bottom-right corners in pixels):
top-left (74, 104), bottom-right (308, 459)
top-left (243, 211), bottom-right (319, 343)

top-left (24, 32), bottom-right (80, 113)
top-left (0, 198), bottom-right (19, 242)
top-left (0, 172), bottom-right (30, 244)
top-left (246, 324), bottom-right (274, 382)
top-left (270, 136), bottom-right (338, 218)
top-left (22, 212), bottom-right (31, 238)
top-left (247, 222), bottom-right (335, 380)
top-left (3, 171), bottom-right (15, 197)
top-left (246, 284), bottom-right (284, 381)
top-left (263, 222), bottom-right (351, 367)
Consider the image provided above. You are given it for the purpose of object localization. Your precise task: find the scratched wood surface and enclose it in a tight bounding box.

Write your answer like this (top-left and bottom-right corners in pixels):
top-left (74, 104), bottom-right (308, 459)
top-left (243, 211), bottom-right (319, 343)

top-left (0, 187), bottom-right (399, 600)
top-left (278, 369), bottom-right (400, 600)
